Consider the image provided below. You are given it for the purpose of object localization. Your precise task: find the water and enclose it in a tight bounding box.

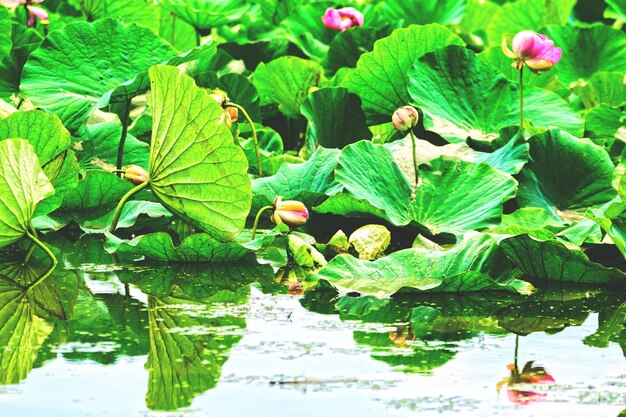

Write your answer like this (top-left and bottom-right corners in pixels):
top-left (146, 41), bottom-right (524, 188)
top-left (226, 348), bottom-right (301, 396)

top-left (0, 257), bottom-right (624, 417)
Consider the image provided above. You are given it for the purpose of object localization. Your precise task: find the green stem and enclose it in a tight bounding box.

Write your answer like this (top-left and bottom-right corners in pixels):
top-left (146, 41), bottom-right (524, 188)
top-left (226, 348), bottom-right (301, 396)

top-left (519, 65), bottom-right (524, 137)
top-left (116, 99), bottom-right (132, 176)
top-left (227, 102), bottom-right (263, 177)
top-left (171, 13), bottom-right (176, 46)
top-left (109, 181), bottom-right (149, 232)
top-left (408, 129), bottom-right (419, 187)
top-left (251, 205), bottom-right (273, 240)
top-left (513, 334), bottom-right (519, 371)
top-left (16, 98), bottom-right (24, 110)
top-left (195, 30), bottom-right (201, 47)
top-left (612, 19), bottom-right (624, 30)
top-left (23, 231), bottom-right (57, 292)
top-left (23, 242), bottom-right (36, 264)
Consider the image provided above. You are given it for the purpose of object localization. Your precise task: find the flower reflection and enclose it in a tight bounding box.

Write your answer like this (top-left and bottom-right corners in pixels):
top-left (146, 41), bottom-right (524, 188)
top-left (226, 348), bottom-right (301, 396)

top-left (497, 360), bottom-right (556, 405)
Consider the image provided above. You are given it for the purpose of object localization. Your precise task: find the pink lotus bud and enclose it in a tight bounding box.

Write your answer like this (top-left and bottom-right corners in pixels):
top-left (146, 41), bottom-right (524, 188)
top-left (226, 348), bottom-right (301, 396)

top-left (392, 106), bottom-right (419, 132)
top-left (210, 89), bottom-right (229, 106)
top-left (124, 165), bottom-right (149, 185)
top-left (322, 7), bottom-right (363, 31)
top-left (271, 196), bottom-right (309, 228)
top-left (502, 31), bottom-right (562, 74)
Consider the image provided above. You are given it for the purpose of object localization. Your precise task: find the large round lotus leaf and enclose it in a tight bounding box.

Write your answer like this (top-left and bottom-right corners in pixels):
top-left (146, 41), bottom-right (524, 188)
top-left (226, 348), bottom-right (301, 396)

top-left (518, 129), bottom-right (616, 212)
top-left (576, 72), bottom-right (626, 109)
top-left (253, 56), bottom-right (324, 119)
top-left (345, 24), bottom-right (464, 124)
top-left (325, 27), bottom-right (391, 76)
top-left (160, 0), bottom-right (250, 31)
top-left (408, 45), bottom-right (583, 143)
top-left (486, 0), bottom-right (575, 46)
top-left (301, 87), bottom-right (372, 149)
top-left (67, 0), bottom-right (159, 30)
top-left (542, 25), bottom-right (626, 88)
top-left (377, 0), bottom-right (466, 26)
top-left (0, 24), bottom-right (42, 102)
top-left (0, 111), bottom-right (79, 216)
top-left (148, 65), bottom-right (252, 242)
top-left (21, 19), bottom-right (175, 133)
top-left (0, 139), bottom-right (54, 248)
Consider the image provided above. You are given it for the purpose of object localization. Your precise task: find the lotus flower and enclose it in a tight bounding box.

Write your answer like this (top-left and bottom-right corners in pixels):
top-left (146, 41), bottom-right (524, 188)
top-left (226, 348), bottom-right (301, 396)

top-left (502, 30), bottom-right (562, 74)
top-left (0, 0), bottom-right (49, 27)
top-left (497, 361), bottom-right (556, 405)
top-left (124, 165), bottom-right (149, 185)
top-left (322, 7), bottom-right (363, 31)
top-left (271, 196), bottom-right (309, 228)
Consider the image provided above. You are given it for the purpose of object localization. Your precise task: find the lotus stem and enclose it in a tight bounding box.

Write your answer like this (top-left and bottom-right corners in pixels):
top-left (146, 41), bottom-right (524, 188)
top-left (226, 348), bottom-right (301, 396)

top-left (23, 241), bottom-right (36, 264)
top-left (24, 230), bottom-right (57, 291)
top-left (513, 334), bottom-right (519, 371)
top-left (116, 99), bottom-right (132, 176)
top-left (109, 180), bottom-right (149, 232)
top-left (251, 205), bottom-right (273, 240)
top-left (195, 30), bottom-right (201, 47)
top-left (408, 129), bottom-right (419, 187)
top-left (227, 102), bottom-right (263, 177)
top-left (519, 65), bottom-right (524, 136)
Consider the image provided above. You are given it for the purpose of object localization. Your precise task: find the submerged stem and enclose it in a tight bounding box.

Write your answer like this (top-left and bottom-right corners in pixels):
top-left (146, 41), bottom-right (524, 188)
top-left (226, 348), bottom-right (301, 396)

top-left (109, 181), bottom-right (149, 232)
top-left (519, 65), bottom-right (524, 137)
top-left (116, 99), bottom-right (132, 176)
top-left (227, 102), bottom-right (263, 177)
top-left (408, 129), bottom-right (419, 188)
top-left (251, 205), bottom-right (273, 240)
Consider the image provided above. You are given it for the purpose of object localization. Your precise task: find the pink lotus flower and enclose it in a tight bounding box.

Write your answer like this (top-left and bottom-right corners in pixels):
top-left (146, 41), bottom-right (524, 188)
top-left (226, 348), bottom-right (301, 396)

top-left (502, 30), bottom-right (562, 74)
top-left (322, 7), bottom-right (363, 31)
top-left (0, 0), bottom-right (49, 27)
top-left (497, 361), bottom-right (556, 405)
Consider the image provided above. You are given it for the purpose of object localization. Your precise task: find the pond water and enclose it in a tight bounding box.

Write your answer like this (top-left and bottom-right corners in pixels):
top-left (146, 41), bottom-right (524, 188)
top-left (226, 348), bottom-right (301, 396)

top-left (0, 254), bottom-right (624, 417)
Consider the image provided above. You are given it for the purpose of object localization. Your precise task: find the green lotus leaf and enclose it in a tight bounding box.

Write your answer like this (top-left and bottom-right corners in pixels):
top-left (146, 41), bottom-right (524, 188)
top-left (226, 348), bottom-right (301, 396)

top-left (348, 224), bottom-right (391, 260)
top-left (253, 56), bottom-right (324, 119)
top-left (147, 65), bottom-right (252, 242)
top-left (0, 7), bottom-right (10, 61)
top-left (0, 139), bottom-right (54, 248)
top-left (320, 141), bottom-right (413, 225)
top-left (21, 18), bottom-right (217, 134)
top-left (576, 72), bottom-right (626, 109)
top-left (325, 27), bottom-right (391, 76)
top-left (280, 3), bottom-right (336, 60)
top-left (105, 232), bottom-right (253, 263)
top-left (313, 233), bottom-right (525, 296)
top-left (486, 0), bottom-right (575, 46)
top-left (605, 0), bottom-right (626, 20)
top-left (160, 0), bottom-right (251, 32)
top-left (301, 87), bottom-right (372, 149)
top-left (77, 121), bottom-right (149, 171)
top-left (345, 24), bottom-right (465, 124)
top-left (68, 0), bottom-right (160, 30)
top-left (158, 7), bottom-right (197, 52)
top-left (377, 0), bottom-right (466, 25)
top-left (60, 170), bottom-right (134, 222)
top-left (518, 129), bottom-right (616, 215)
top-left (500, 234), bottom-right (626, 286)
top-left (586, 104), bottom-right (625, 140)
top-left (542, 24), bottom-right (626, 88)
top-left (410, 157), bottom-right (518, 234)
top-left (0, 111), bottom-right (79, 216)
top-left (408, 45), bottom-right (583, 143)
top-left (459, 0), bottom-right (500, 37)
top-left (252, 147), bottom-right (342, 207)
top-left (81, 201), bottom-right (172, 233)
top-left (195, 72), bottom-right (262, 122)
top-left (240, 127), bottom-right (284, 176)
top-left (0, 23), bottom-right (42, 104)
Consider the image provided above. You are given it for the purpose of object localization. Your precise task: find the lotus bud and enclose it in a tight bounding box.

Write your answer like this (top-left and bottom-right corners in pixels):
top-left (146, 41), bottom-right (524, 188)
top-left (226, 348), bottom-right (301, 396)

top-left (502, 30), bottom-right (562, 74)
top-left (322, 7), bottom-right (364, 31)
top-left (124, 165), bottom-right (149, 185)
top-left (210, 89), bottom-right (229, 106)
top-left (226, 106), bottom-right (238, 123)
top-left (271, 196), bottom-right (309, 228)
top-left (392, 106), bottom-right (419, 132)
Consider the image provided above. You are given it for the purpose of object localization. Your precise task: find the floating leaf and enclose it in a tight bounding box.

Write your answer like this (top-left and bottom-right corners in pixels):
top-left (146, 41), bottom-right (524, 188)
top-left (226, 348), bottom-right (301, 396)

top-left (0, 111), bottom-right (79, 216)
top-left (0, 139), bottom-right (54, 248)
top-left (253, 56), bottom-right (324, 119)
top-left (500, 234), bottom-right (626, 286)
top-left (148, 65), bottom-right (251, 242)
top-left (407, 45), bottom-right (583, 143)
top-left (345, 24), bottom-right (464, 124)
top-left (301, 87), bottom-right (372, 149)
top-left (313, 233), bottom-right (524, 296)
